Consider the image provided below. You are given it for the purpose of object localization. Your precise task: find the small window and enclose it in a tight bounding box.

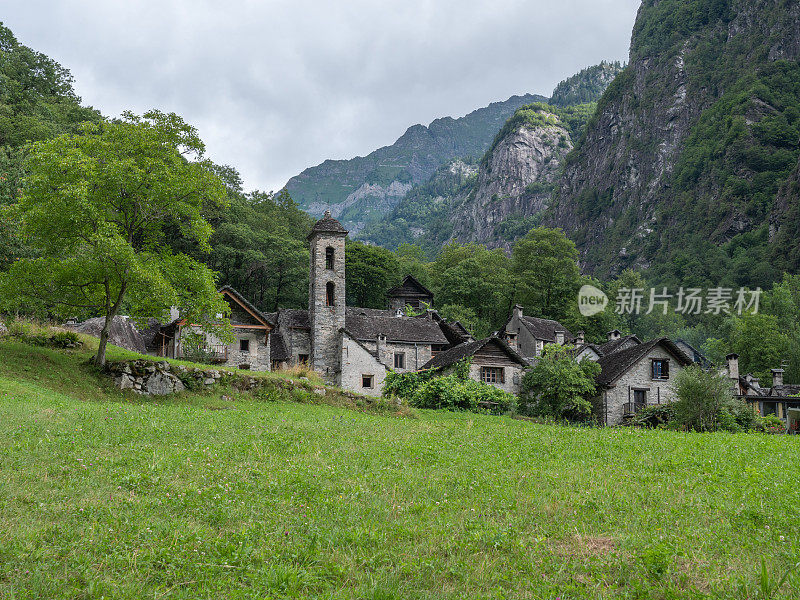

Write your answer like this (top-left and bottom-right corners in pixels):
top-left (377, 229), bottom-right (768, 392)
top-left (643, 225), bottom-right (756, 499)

top-left (652, 359), bottom-right (669, 380)
top-left (298, 354), bottom-right (309, 365)
top-left (325, 247), bottom-right (334, 270)
top-left (362, 374), bottom-right (374, 389)
top-left (326, 281), bottom-right (335, 306)
top-left (239, 339), bottom-right (250, 353)
top-left (394, 353), bottom-right (406, 369)
top-left (480, 367), bottom-right (504, 384)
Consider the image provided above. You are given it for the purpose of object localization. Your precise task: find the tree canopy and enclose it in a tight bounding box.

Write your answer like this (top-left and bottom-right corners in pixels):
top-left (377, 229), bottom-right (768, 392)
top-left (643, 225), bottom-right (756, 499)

top-left (1, 110), bottom-right (230, 365)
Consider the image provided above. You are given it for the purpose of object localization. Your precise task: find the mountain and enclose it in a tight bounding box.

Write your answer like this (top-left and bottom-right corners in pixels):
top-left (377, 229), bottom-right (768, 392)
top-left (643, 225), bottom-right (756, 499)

top-left (546, 0), bottom-right (800, 287)
top-left (358, 63), bottom-right (620, 251)
top-left (284, 93), bottom-right (547, 234)
top-left (447, 105), bottom-right (586, 250)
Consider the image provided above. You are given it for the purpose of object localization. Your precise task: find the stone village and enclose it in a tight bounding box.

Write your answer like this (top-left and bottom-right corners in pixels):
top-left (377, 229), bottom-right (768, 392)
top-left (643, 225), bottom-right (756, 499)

top-left (91, 211), bottom-right (800, 430)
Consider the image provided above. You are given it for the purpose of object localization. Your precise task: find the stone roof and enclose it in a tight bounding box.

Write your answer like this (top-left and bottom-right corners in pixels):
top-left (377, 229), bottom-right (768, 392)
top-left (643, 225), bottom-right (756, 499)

top-left (420, 337), bottom-right (527, 370)
top-left (520, 315), bottom-right (574, 343)
top-left (438, 320), bottom-right (473, 346)
top-left (598, 334), bottom-right (641, 355)
top-left (345, 313), bottom-right (449, 344)
top-left (280, 308), bottom-right (311, 329)
top-left (270, 331), bottom-right (290, 362)
top-left (346, 307), bottom-right (397, 318)
top-left (596, 337), bottom-right (692, 386)
top-left (307, 210), bottom-right (348, 238)
top-left (768, 384), bottom-right (800, 398)
top-left (386, 275), bottom-right (434, 299)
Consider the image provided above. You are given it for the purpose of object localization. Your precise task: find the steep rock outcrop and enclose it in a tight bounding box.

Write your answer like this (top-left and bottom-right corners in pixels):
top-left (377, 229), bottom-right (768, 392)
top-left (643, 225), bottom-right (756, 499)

top-left (451, 111), bottom-right (572, 248)
top-left (285, 93), bottom-right (547, 231)
top-left (547, 0), bottom-right (800, 278)
top-left (770, 155), bottom-right (800, 272)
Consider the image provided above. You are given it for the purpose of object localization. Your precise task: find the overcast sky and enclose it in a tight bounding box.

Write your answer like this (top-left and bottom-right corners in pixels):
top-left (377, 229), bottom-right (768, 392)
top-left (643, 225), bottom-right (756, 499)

top-left (4, 0), bottom-right (640, 193)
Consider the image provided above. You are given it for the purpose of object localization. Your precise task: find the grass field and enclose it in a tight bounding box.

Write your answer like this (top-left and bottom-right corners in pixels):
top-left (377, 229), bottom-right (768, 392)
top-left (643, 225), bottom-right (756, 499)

top-left (1, 336), bottom-right (799, 599)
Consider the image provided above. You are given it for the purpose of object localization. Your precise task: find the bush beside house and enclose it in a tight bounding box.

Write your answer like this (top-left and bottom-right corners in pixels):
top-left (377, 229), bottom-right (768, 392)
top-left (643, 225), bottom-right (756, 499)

top-left (383, 360), bottom-right (516, 415)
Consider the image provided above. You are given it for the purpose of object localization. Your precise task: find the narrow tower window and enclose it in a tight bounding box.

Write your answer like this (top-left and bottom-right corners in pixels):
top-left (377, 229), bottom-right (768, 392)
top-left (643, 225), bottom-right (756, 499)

top-left (325, 247), bottom-right (334, 270)
top-left (326, 281), bottom-right (335, 306)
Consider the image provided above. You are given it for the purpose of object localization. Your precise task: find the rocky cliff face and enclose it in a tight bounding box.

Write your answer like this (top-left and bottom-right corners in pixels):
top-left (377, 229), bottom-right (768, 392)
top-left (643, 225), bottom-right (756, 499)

top-left (450, 110), bottom-right (572, 248)
top-left (546, 0), bottom-right (800, 279)
top-left (770, 155), bottom-right (800, 272)
top-left (285, 93), bottom-right (547, 232)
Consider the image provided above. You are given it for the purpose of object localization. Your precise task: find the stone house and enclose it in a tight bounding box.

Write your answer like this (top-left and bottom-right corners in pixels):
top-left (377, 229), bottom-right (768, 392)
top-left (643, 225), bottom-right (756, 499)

top-left (386, 275), bottom-right (434, 312)
top-left (419, 337), bottom-right (528, 395)
top-left (725, 354), bottom-right (800, 433)
top-left (589, 336), bottom-right (693, 426)
top-left (499, 304), bottom-right (577, 362)
top-left (158, 286), bottom-right (274, 371)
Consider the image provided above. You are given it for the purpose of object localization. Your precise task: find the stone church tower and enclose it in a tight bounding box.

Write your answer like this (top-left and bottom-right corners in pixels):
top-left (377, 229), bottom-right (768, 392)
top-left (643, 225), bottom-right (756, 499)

top-left (308, 211), bottom-right (347, 382)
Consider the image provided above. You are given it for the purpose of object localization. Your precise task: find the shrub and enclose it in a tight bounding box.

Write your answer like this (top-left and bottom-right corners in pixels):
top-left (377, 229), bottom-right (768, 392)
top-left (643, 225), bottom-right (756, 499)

top-left (759, 415), bottom-right (786, 434)
top-left (383, 369), bottom-right (434, 401)
top-left (521, 344), bottom-right (600, 421)
top-left (411, 376), bottom-right (516, 415)
top-left (631, 404), bottom-right (677, 428)
top-left (49, 330), bottom-right (81, 349)
top-left (673, 365), bottom-right (751, 432)
top-left (383, 361), bottom-right (516, 415)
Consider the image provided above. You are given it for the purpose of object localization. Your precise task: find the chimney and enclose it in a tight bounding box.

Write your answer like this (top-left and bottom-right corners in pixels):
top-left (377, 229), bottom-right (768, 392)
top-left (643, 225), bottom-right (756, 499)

top-left (576, 331), bottom-right (585, 345)
top-left (376, 334), bottom-right (386, 362)
top-left (607, 329), bottom-right (622, 341)
top-left (555, 330), bottom-right (565, 345)
top-left (513, 304), bottom-right (523, 321)
top-left (323, 209), bottom-right (331, 218)
top-left (771, 368), bottom-right (784, 388)
top-left (726, 353), bottom-right (739, 381)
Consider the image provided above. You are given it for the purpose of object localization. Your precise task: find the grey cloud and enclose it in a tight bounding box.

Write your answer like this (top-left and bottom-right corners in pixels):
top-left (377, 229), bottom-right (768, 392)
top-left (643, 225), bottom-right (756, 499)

top-left (3, 0), bottom-right (640, 192)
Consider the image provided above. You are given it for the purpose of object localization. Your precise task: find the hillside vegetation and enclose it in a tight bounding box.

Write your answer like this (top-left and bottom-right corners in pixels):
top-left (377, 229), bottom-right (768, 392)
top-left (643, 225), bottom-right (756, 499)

top-left (1, 335), bottom-right (800, 599)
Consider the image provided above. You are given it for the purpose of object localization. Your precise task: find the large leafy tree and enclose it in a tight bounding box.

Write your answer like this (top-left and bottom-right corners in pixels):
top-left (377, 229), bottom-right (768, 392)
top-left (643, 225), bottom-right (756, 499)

top-left (1, 110), bottom-right (230, 366)
top-left (205, 188), bottom-right (311, 311)
top-left (431, 242), bottom-right (513, 334)
top-left (521, 344), bottom-right (601, 420)
top-left (511, 227), bottom-right (582, 323)
top-left (345, 240), bottom-right (401, 308)
top-left (0, 23), bottom-right (102, 273)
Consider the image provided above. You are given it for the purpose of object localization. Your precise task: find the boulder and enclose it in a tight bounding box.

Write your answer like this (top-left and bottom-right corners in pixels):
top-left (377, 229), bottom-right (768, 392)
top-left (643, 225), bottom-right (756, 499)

top-left (73, 316), bottom-right (148, 353)
top-left (146, 371), bottom-right (185, 396)
top-left (0, 321), bottom-right (7, 336)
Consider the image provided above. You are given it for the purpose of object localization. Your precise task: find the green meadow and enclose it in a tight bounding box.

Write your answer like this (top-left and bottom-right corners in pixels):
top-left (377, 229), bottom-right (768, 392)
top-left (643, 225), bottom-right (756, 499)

top-left (1, 337), bottom-right (799, 599)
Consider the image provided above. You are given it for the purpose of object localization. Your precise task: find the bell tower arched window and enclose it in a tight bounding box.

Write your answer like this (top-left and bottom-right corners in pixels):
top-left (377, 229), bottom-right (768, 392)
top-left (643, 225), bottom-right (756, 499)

top-left (326, 281), bottom-right (335, 306)
top-left (325, 247), bottom-right (334, 270)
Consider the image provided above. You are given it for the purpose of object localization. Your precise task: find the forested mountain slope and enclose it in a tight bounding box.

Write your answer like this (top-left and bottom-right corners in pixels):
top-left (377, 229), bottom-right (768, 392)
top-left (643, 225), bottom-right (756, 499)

top-left (546, 0), bottom-right (800, 288)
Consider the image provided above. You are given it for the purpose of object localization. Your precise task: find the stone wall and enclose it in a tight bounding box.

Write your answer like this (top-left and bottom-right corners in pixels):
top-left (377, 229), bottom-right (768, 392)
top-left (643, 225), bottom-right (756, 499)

top-left (505, 314), bottom-right (539, 361)
top-left (221, 329), bottom-right (270, 371)
top-left (105, 359), bottom-right (333, 398)
top-left (339, 333), bottom-right (387, 397)
top-left (359, 340), bottom-right (433, 373)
